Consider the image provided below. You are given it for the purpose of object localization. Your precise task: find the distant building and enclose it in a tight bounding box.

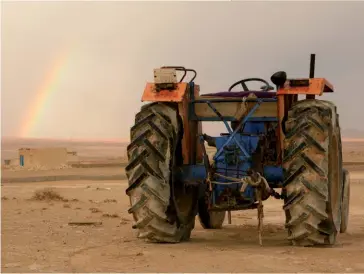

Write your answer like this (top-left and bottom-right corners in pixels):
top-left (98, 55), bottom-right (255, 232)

top-left (19, 147), bottom-right (68, 169)
top-left (67, 150), bottom-right (78, 163)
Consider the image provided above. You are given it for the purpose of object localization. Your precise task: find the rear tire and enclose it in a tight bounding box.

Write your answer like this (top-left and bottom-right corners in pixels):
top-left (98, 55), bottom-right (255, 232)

top-left (340, 169), bottom-right (350, 233)
top-left (283, 99), bottom-right (343, 246)
top-left (125, 102), bottom-right (197, 243)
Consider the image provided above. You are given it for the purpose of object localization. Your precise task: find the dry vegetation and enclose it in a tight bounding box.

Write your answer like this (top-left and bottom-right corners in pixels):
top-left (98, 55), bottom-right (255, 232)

top-left (31, 188), bottom-right (68, 202)
top-left (101, 213), bottom-right (119, 218)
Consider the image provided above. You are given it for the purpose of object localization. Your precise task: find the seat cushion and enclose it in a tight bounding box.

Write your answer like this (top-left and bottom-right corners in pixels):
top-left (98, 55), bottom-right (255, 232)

top-left (201, 91), bottom-right (276, 98)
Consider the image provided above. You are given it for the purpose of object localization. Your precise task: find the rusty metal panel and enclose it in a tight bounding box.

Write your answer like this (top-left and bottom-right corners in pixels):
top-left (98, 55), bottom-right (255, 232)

top-left (178, 85), bottom-right (201, 164)
top-left (141, 82), bottom-right (188, 102)
top-left (194, 101), bottom-right (277, 119)
top-left (195, 102), bottom-right (246, 119)
top-left (277, 78), bottom-right (334, 96)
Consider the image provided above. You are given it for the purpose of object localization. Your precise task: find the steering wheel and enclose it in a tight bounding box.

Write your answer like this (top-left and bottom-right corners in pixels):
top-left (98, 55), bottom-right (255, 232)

top-left (228, 78), bottom-right (271, 92)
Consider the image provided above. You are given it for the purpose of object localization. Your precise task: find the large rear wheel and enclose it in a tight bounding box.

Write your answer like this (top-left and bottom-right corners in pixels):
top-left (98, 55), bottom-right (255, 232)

top-left (125, 102), bottom-right (198, 243)
top-left (283, 99), bottom-right (343, 246)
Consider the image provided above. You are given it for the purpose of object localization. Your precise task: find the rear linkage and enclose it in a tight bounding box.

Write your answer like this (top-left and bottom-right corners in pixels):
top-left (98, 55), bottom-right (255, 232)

top-left (198, 99), bottom-right (282, 245)
top-left (215, 170), bottom-right (280, 246)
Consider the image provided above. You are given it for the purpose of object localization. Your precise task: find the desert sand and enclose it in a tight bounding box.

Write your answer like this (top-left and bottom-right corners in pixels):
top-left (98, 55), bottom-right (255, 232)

top-left (2, 138), bottom-right (364, 273)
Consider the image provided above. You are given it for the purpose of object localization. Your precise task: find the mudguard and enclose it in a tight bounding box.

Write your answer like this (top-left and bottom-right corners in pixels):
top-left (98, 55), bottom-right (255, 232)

top-left (141, 83), bottom-right (189, 102)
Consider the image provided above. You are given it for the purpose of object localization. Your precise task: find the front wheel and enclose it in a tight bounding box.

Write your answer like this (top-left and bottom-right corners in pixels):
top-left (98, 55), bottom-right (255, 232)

top-left (198, 196), bottom-right (226, 229)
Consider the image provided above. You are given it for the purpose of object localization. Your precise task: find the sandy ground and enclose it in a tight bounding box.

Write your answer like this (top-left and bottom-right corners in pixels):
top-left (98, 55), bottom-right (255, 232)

top-left (2, 139), bottom-right (364, 272)
top-left (1, 167), bottom-right (126, 183)
top-left (1, 178), bottom-right (364, 273)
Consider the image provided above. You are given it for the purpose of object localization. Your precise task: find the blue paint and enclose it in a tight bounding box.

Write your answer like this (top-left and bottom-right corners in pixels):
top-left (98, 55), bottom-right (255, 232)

top-left (214, 101), bottom-right (262, 160)
top-left (175, 119), bottom-right (284, 209)
top-left (20, 155), bottom-right (24, 167)
top-left (178, 91), bottom-right (284, 210)
top-left (263, 166), bottom-right (284, 186)
top-left (213, 133), bottom-right (259, 202)
top-left (176, 163), bottom-right (284, 187)
top-left (174, 164), bottom-right (207, 182)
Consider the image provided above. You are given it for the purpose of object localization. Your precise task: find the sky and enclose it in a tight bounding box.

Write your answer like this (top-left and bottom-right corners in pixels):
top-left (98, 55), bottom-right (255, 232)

top-left (1, 1), bottom-right (364, 139)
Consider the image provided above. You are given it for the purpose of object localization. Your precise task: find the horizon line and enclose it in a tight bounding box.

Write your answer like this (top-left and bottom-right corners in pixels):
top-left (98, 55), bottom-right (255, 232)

top-left (3, 136), bottom-right (364, 143)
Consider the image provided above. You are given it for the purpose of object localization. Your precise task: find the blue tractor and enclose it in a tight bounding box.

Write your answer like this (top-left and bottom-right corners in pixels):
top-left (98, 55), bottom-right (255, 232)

top-left (125, 54), bottom-right (350, 246)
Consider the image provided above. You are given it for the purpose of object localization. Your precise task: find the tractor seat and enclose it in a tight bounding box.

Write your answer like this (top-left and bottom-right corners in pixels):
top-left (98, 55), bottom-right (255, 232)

top-left (200, 91), bottom-right (276, 99)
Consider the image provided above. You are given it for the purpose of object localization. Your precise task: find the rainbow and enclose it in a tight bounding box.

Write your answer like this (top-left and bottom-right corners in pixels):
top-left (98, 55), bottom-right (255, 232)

top-left (20, 48), bottom-right (71, 137)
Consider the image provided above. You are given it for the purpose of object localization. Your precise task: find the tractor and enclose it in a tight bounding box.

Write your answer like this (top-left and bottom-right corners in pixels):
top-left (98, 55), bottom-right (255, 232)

top-left (125, 54), bottom-right (350, 246)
